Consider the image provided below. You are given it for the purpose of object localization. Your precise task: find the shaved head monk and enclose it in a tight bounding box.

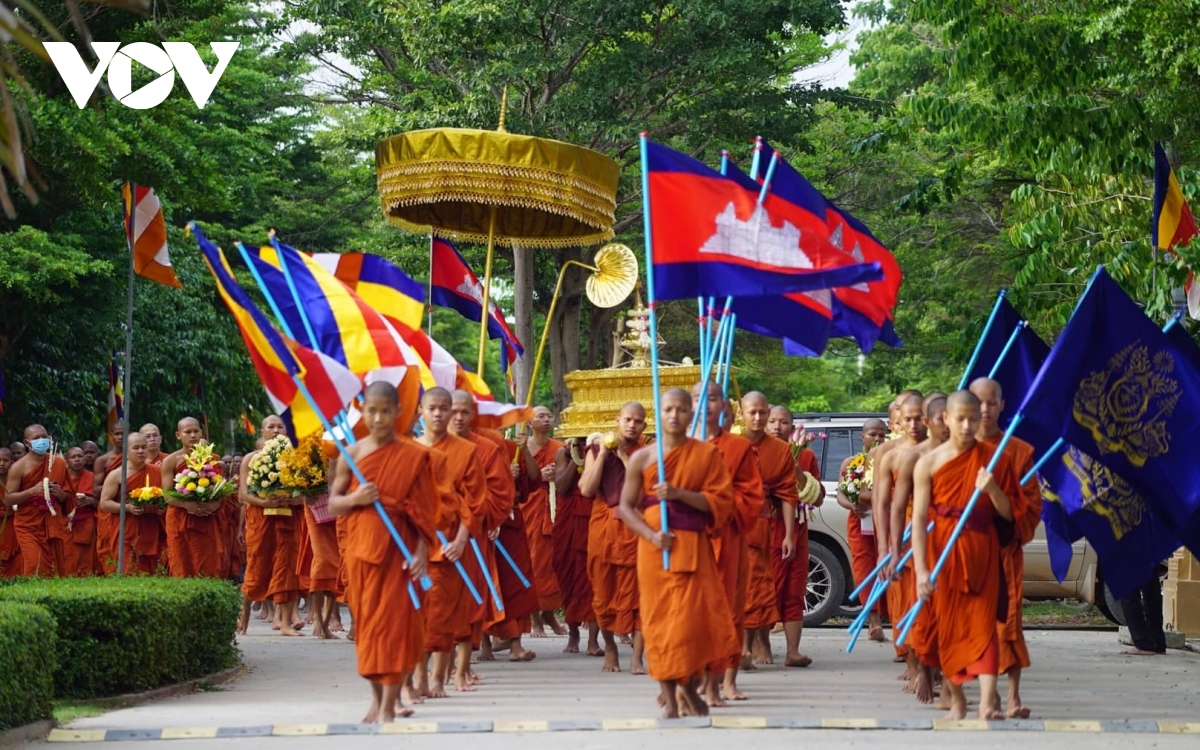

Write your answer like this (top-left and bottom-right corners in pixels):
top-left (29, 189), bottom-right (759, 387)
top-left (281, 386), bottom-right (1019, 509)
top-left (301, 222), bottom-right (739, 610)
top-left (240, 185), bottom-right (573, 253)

top-left (93, 421), bottom-right (125, 500)
top-left (450, 391), bottom-right (538, 664)
top-left (237, 415), bottom-right (289, 634)
top-left (878, 394), bottom-right (929, 693)
top-left (415, 387), bottom-right (488, 695)
top-left (692, 381), bottom-right (764, 706)
top-left (912, 390), bottom-right (1014, 721)
top-left (141, 424), bottom-right (164, 465)
top-left (80, 441), bottom-right (100, 472)
top-left (62, 446), bottom-right (98, 576)
top-left (579, 401), bottom-right (648, 674)
top-left (162, 417), bottom-right (223, 578)
top-left (329, 381), bottom-right (437, 722)
top-left (765, 405), bottom-right (820, 667)
top-left (553, 434), bottom-right (601, 656)
top-left (99, 432), bottom-right (164, 575)
top-left (5, 424), bottom-right (70, 577)
top-left (0, 447), bottom-right (21, 577)
top-left (970, 377), bottom-right (1040, 719)
top-left (737, 393), bottom-right (785, 666)
top-left (620, 388), bottom-right (739, 719)
top-left (519, 405), bottom-right (566, 638)
top-left (9, 442), bottom-right (26, 461)
top-left (836, 418), bottom-right (888, 641)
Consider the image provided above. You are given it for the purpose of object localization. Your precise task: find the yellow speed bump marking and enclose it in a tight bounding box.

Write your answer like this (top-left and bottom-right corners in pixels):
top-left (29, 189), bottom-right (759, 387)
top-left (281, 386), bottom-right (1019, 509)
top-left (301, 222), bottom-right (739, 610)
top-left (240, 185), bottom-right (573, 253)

top-left (270, 724), bottom-right (327, 736)
top-left (711, 716), bottom-right (768, 729)
top-left (1157, 721), bottom-right (1200, 734)
top-left (1043, 721), bottom-right (1102, 733)
top-left (47, 729), bottom-right (108, 743)
top-left (822, 718), bottom-right (879, 729)
top-left (380, 722), bottom-right (438, 734)
top-left (493, 720), bottom-right (550, 733)
top-left (602, 718), bottom-right (657, 730)
top-left (160, 728), bottom-right (219, 739)
top-left (932, 719), bottom-right (989, 731)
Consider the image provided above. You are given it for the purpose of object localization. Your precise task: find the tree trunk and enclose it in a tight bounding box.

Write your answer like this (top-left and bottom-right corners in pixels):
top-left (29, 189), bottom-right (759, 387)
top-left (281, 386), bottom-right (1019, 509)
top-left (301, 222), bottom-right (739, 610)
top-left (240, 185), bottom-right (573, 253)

top-left (548, 248), bottom-right (585, 414)
top-left (584, 307), bottom-right (619, 369)
top-left (511, 244), bottom-right (536, 404)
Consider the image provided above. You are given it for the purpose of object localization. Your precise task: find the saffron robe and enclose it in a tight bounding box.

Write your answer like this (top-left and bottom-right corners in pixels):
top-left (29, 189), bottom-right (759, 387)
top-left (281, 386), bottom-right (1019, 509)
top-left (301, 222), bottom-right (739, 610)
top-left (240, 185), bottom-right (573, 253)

top-left (302, 498), bottom-right (341, 593)
top-left (588, 441), bottom-right (645, 634)
top-left (102, 464), bottom-right (165, 575)
top-left (165, 458), bottom-right (226, 579)
top-left (344, 439), bottom-right (438, 684)
top-left (11, 455), bottom-right (70, 577)
top-left (420, 446), bottom-right (472, 654)
top-left (61, 469), bottom-right (98, 577)
top-left (552, 449), bottom-right (594, 625)
top-left (768, 446), bottom-right (813, 623)
top-left (427, 434), bottom-right (487, 642)
top-left (637, 438), bottom-right (740, 682)
top-left (927, 442), bottom-right (1014, 684)
top-left (745, 435), bottom-right (793, 629)
top-left (461, 431), bottom-right (516, 633)
top-left (519, 438), bottom-right (564, 612)
top-left (0, 485), bottom-right (22, 578)
top-left (480, 434), bottom-right (538, 639)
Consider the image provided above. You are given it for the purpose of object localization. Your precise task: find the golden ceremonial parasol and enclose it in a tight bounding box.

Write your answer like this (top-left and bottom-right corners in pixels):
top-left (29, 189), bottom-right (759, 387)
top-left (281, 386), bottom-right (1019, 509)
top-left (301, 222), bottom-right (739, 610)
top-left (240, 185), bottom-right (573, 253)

top-left (375, 92), bottom-right (624, 377)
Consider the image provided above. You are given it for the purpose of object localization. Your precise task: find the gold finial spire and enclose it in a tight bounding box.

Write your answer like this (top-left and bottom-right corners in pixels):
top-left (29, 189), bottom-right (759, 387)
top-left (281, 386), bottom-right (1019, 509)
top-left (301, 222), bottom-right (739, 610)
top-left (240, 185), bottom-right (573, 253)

top-left (497, 86), bottom-right (509, 133)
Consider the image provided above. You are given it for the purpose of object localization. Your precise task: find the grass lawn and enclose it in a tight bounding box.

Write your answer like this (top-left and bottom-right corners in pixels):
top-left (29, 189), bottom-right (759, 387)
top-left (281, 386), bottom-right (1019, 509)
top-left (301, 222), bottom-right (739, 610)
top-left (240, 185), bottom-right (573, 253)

top-left (52, 703), bottom-right (114, 726)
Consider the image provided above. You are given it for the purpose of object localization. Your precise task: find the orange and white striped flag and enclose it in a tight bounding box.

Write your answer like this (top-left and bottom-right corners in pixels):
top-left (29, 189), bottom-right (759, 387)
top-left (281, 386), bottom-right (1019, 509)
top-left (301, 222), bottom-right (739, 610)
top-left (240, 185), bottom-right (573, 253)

top-left (122, 183), bottom-right (181, 288)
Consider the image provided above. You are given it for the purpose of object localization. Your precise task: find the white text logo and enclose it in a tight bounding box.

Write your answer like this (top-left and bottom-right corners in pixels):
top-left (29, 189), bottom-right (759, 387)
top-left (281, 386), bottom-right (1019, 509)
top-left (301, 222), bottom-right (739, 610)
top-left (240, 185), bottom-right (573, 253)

top-left (44, 42), bottom-right (240, 110)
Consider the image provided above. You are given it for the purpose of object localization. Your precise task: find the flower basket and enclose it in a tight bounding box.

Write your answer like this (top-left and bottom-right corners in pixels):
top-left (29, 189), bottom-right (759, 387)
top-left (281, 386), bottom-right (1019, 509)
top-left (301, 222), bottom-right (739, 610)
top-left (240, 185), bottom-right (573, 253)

top-left (306, 492), bottom-right (335, 525)
top-left (165, 443), bottom-right (235, 505)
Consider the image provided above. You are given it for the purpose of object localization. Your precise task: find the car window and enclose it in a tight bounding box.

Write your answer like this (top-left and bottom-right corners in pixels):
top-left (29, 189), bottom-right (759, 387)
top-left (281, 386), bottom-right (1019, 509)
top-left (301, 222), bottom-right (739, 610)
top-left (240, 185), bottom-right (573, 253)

top-left (820, 428), bottom-right (855, 481)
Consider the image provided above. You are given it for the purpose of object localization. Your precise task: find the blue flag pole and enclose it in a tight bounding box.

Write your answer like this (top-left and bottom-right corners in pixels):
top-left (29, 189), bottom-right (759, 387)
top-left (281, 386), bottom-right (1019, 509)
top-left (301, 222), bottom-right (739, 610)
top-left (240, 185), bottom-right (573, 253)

top-left (494, 537), bottom-right (533, 588)
top-left (719, 312), bottom-right (737, 402)
top-left (469, 537), bottom-right (504, 611)
top-left (986, 321), bottom-right (1027, 379)
top-left (436, 529), bottom-right (483, 605)
top-left (640, 133), bottom-right (670, 571)
top-left (691, 297), bottom-right (733, 437)
top-left (896, 414), bottom-right (1025, 646)
top-left (957, 289), bottom-right (1007, 389)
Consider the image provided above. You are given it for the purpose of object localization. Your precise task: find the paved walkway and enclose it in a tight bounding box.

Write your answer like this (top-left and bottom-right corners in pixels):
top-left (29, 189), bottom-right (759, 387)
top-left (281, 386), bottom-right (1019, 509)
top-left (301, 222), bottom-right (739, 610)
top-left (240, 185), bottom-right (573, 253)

top-left (53, 614), bottom-right (1198, 736)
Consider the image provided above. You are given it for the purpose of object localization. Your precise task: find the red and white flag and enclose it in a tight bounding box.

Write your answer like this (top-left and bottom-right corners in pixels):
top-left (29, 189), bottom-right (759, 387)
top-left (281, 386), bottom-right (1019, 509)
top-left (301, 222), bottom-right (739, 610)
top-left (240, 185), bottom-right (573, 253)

top-left (122, 183), bottom-right (181, 288)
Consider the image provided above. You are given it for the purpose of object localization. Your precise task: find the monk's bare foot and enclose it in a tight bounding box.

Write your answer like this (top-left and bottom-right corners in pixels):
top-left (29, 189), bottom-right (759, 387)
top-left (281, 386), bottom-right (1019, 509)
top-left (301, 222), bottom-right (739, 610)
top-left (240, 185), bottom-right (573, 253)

top-left (683, 683), bottom-right (709, 716)
top-left (1007, 704), bottom-right (1030, 719)
top-left (548, 619), bottom-right (567, 636)
top-left (893, 654), bottom-right (906, 663)
top-left (468, 669), bottom-right (486, 684)
top-left (944, 704), bottom-right (967, 721)
top-left (563, 639), bottom-right (580, 654)
top-left (236, 614), bottom-right (249, 635)
top-left (620, 634), bottom-right (632, 645)
top-left (453, 673), bottom-right (477, 692)
top-left (428, 680), bottom-right (448, 699)
top-left (508, 647), bottom-right (537, 662)
top-left (252, 601), bottom-right (262, 612)
top-left (279, 624), bottom-right (305, 637)
top-left (1120, 648), bottom-right (1158, 655)
top-left (347, 627), bottom-right (355, 642)
top-left (896, 669), bottom-right (911, 679)
top-left (402, 684), bottom-right (424, 705)
top-left (784, 653), bottom-right (812, 668)
top-left (704, 682), bottom-right (728, 708)
top-left (902, 682), bottom-right (916, 694)
top-left (676, 686), bottom-right (695, 717)
top-left (362, 706), bottom-right (379, 724)
top-left (587, 646), bottom-right (605, 657)
top-left (868, 625), bottom-right (886, 642)
top-left (490, 638), bottom-right (512, 653)
top-left (980, 706), bottom-right (1005, 720)
top-left (755, 652), bottom-right (774, 665)
top-left (740, 653), bottom-right (756, 671)
top-left (723, 681), bottom-right (748, 701)
top-left (602, 650), bottom-right (621, 672)
top-left (292, 621), bottom-right (305, 631)
top-left (329, 620), bottom-right (346, 633)
top-left (913, 671), bottom-right (933, 705)
top-left (530, 626), bottom-right (548, 639)
top-left (630, 659), bottom-right (646, 675)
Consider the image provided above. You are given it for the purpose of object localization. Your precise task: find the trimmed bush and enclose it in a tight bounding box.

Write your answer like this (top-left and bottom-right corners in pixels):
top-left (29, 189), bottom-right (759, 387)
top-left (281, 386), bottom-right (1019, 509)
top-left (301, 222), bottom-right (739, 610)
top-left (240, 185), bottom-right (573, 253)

top-left (0, 577), bottom-right (240, 699)
top-left (0, 602), bottom-right (57, 730)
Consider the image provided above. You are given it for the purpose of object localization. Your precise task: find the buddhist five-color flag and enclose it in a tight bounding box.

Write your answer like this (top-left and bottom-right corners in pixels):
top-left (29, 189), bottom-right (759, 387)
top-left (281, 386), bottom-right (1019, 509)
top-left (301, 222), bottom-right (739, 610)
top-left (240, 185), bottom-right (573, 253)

top-left (107, 350), bottom-right (123, 436)
top-left (122, 183), bottom-right (181, 288)
top-left (1153, 143), bottom-right (1200, 319)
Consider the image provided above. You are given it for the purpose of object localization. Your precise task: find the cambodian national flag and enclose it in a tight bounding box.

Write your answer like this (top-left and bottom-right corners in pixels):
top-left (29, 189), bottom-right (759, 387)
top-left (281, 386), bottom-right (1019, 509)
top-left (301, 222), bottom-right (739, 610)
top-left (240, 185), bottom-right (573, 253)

top-left (429, 236), bottom-right (523, 374)
top-left (642, 137), bottom-right (881, 300)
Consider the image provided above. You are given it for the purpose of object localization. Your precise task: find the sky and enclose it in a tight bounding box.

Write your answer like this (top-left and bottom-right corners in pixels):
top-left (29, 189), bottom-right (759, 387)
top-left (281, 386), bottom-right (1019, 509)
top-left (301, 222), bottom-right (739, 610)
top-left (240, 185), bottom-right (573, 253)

top-left (799, 2), bottom-right (868, 89)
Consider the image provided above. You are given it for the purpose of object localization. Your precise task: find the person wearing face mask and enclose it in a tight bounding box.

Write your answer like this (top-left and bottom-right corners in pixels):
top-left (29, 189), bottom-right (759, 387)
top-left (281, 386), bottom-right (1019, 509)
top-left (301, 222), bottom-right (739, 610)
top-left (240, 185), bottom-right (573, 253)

top-left (4, 424), bottom-right (71, 576)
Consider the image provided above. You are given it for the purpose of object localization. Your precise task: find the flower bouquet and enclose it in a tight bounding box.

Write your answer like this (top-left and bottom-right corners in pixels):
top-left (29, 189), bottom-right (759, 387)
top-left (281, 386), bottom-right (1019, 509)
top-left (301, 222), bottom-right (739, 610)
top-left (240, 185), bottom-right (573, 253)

top-left (279, 433), bottom-right (333, 524)
top-left (787, 426), bottom-right (826, 460)
top-left (129, 474), bottom-right (165, 509)
top-left (840, 451), bottom-right (874, 534)
top-left (788, 427), bottom-right (826, 522)
top-left (247, 435), bottom-right (294, 516)
top-left (166, 442), bottom-right (236, 506)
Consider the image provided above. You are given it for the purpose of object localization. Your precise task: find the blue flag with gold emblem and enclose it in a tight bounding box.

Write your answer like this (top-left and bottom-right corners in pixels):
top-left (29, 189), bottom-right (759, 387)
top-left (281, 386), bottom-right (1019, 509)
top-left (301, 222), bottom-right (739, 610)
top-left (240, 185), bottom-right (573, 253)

top-left (1037, 443), bottom-right (1180, 598)
top-left (1015, 267), bottom-right (1200, 560)
top-left (962, 297), bottom-right (1051, 431)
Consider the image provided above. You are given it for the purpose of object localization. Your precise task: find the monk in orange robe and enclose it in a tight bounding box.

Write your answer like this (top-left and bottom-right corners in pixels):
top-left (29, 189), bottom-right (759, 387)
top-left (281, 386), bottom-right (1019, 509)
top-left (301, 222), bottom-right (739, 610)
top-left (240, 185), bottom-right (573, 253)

top-left (517, 406), bottom-right (566, 638)
top-left (835, 418), bottom-right (889, 641)
top-left (693, 382), bottom-right (763, 706)
top-left (61, 446), bottom-right (98, 576)
top-left (329, 381), bottom-right (437, 723)
top-left (0, 447), bottom-right (21, 577)
top-left (765, 406), bottom-right (821, 667)
top-left (93, 424), bottom-right (126, 575)
top-left (553, 436), bottom-right (600, 655)
top-left (451, 392), bottom-right (536, 664)
top-left (579, 402), bottom-right (648, 673)
top-left (912, 390), bottom-right (1014, 721)
top-left (970, 377), bottom-right (1040, 719)
top-left (99, 432), bottom-right (165, 575)
top-left (620, 388), bottom-right (740, 719)
top-left (162, 418), bottom-right (224, 578)
top-left (879, 395), bottom-right (929, 692)
top-left (5, 424), bottom-right (71, 576)
top-left (236, 416), bottom-right (289, 634)
top-left (738, 394), bottom-right (785, 665)
top-left (141, 424), bottom-right (164, 466)
top-left (299, 449), bottom-right (342, 640)
top-left (415, 387), bottom-right (484, 696)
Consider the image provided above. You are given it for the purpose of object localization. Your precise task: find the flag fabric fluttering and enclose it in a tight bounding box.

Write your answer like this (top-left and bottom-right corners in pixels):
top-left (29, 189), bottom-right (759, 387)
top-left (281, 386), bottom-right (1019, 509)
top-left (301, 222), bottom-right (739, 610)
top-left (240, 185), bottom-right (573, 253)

top-left (192, 225), bottom-right (361, 440)
top-left (1153, 143), bottom-right (1200, 319)
top-left (959, 296), bottom-right (1051, 431)
top-left (122, 183), bottom-right (181, 289)
top-left (429, 236), bottom-right (524, 376)
top-left (107, 351), bottom-right (123, 436)
top-left (241, 411), bottom-right (256, 435)
top-left (1015, 267), bottom-right (1200, 558)
top-left (642, 139), bottom-right (882, 300)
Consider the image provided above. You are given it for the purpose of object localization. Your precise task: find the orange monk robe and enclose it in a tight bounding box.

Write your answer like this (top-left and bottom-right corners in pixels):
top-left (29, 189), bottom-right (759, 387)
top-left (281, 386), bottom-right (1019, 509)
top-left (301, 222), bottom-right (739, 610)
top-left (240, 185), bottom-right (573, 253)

top-left (982, 433), bottom-right (1040, 674)
top-left (216, 496), bottom-right (240, 580)
top-left (267, 508), bottom-right (305, 603)
top-left (462, 432), bottom-right (515, 634)
top-left (61, 469), bottom-right (98, 576)
top-left (586, 440), bottom-right (646, 635)
top-left (301, 499), bottom-right (341, 594)
top-left (95, 460), bottom-right (122, 574)
top-left (420, 446), bottom-right (474, 654)
top-left (520, 438), bottom-right (564, 612)
top-left (638, 438), bottom-right (741, 682)
top-left (847, 511), bottom-right (881, 617)
top-left (149, 452), bottom-right (171, 572)
top-left (765, 444), bottom-right (811, 623)
top-left (427, 434), bottom-right (487, 641)
top-left (927, 442), bottom-right (1015, 684)
top-left (166, 473), bottom-right (226, 578)
top-left (887, 466), bottom-right (916, 656)
top-left (553, 462), bottom-right (594, 626)
top-left (242, 501), bottom-right (278, 601)
top-left (104, 464), bottom-right (166, 575)
top-left (0, 486), bottom-right (22, 578)
top-left (344, 439), bottom-right (439, 684)
top-left (481, 434), bottom-right (538, 639)
top-left (226, 495), bottom-right (247, 581)
top-left (12, 455), bottom-right (70, 577)
top-left (707, 430), bottom-right (765, 669)
top-left (745, 436), bottom-right (793, 629)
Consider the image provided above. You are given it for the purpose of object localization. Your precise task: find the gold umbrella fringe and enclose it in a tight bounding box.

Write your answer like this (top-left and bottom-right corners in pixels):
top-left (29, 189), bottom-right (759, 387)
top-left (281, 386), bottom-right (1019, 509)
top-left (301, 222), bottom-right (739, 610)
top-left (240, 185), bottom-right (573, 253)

top-left (378, 177), bottom-right (616, 229)
top-left (382, 205), bottom-right (615, 249)
top-left (377, 160), bottom-right (617, 212)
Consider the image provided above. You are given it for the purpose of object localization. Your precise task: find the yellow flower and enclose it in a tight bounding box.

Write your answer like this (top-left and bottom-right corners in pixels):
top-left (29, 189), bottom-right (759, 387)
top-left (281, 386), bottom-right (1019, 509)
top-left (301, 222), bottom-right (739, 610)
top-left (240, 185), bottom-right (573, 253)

top-left (186, 482), bottom-right (197, 492)
top-left (198, 478), bottom-right (210, 488)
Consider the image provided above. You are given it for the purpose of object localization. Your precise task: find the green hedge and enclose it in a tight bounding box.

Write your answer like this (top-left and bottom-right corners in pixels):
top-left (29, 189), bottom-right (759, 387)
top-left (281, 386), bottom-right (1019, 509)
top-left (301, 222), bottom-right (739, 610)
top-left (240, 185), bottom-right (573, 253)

top-left (0, 602), bottom-right (57, 730)
top-left (0, 577), bottom-right (240, 700)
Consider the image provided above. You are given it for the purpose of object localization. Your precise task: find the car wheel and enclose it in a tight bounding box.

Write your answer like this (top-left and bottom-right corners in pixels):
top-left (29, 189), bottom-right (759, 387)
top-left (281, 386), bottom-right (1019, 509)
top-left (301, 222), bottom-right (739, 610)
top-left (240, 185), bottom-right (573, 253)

top-left (805, 538), bottom-right (847, 627)
top-left (1096, 579), bottom-right (1126, 626)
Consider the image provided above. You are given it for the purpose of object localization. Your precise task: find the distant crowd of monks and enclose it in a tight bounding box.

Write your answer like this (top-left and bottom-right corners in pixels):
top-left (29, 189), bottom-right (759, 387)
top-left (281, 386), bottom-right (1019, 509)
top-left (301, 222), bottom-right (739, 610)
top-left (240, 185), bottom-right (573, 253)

top-left (0, 375), bottom-right (1036, 723)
